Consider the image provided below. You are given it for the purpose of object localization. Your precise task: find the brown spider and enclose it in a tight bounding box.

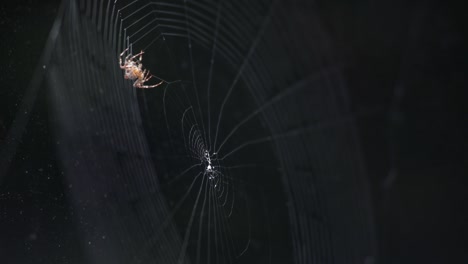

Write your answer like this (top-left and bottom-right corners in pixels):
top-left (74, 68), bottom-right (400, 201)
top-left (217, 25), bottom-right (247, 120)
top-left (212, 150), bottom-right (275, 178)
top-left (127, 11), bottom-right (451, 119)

top-left (119, 48), bottom-right (164, 89)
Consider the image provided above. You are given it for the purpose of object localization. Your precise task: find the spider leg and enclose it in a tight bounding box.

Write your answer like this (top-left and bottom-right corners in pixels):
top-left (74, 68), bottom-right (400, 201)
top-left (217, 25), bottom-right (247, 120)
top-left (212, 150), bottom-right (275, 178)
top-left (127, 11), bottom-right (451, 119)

top-left (143, 70), bottom-right (152, 81)
top-left (137, 73), bottom-right (165, 89)
top-left (119, 47), bottom-right (129, 67)
top-left (120, 62), bottom-right (132, 69)
top-left (119, 47), bottom-right (129, 58)
top-left (130, 50), bottom-right (144, 61)
top-left (136, 80), bottom-right (164, 89)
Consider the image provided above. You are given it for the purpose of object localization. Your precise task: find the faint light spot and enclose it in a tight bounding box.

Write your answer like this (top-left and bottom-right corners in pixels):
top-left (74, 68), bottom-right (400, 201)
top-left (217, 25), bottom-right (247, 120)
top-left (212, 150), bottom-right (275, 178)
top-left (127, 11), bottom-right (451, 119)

top-left (28, 233), bottom-right (37, 241)
top-left (364, 256), bottom-right (375, 264)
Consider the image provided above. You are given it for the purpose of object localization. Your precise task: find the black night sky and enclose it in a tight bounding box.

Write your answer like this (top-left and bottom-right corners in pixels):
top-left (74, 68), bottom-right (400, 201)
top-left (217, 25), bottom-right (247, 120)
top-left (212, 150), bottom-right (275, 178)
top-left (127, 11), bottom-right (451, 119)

top-left (1, 0), bottom-right (467, 263)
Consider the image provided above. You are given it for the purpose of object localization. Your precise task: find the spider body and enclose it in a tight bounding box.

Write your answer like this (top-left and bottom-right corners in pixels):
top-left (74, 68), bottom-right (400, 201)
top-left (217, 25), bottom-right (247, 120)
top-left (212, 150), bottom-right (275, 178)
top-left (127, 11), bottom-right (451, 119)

top-left (119, 48), bottom-right (164, 89)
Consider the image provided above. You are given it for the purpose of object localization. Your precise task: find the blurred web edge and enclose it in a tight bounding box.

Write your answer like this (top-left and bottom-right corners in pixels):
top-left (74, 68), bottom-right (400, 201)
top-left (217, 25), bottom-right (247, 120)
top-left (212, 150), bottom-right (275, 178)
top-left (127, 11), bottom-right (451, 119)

top-left (0, 1), bottom-right (64, 182)
top-left (46, 0), bottom-right (188, 263)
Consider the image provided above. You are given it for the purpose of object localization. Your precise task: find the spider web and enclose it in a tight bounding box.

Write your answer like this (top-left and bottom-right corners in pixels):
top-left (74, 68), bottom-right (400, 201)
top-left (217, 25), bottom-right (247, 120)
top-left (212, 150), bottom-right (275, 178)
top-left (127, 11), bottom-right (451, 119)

top-left (42, 0), bottom-right (377, 263)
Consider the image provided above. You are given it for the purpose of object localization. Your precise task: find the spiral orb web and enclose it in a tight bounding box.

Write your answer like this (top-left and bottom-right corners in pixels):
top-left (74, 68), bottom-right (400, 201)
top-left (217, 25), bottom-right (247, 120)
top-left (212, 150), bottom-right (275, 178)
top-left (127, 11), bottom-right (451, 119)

top-left (46, 0), bottom-right (377, 263)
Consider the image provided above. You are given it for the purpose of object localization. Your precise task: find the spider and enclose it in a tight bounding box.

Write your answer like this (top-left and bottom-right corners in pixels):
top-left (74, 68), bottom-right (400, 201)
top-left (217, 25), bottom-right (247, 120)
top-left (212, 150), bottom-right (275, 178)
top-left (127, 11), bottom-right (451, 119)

top-left (119, 47), bottom-right (164, 89)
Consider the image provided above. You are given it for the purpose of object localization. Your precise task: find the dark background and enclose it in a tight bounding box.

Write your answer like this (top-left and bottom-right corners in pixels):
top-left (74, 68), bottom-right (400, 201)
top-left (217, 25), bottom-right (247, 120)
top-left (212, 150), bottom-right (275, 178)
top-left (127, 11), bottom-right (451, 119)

top-left (1, 0), bottom-right (466, 263)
